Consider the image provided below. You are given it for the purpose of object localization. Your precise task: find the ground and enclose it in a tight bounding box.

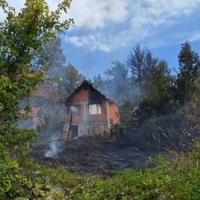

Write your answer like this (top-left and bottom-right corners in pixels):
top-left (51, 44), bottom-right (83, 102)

top-left (33, 137), bottom-right (164, 176)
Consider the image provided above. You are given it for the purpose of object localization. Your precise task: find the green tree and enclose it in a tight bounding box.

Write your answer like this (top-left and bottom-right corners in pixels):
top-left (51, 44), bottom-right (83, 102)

top-left (176, 42), bottom-right (200, 104)
top-left (0, 0), bottom-right (73, 198)
top-left (142, 60), bottom-right (175, 114)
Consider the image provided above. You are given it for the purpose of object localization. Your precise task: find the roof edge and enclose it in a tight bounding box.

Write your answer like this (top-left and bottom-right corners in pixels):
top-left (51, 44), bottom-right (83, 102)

top-left (65, 80), bottom-right (117, 105)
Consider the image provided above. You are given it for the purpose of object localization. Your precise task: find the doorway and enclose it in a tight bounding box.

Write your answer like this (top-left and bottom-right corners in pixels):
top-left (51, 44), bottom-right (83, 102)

top-left (71, 125), bottom-right (78, 138)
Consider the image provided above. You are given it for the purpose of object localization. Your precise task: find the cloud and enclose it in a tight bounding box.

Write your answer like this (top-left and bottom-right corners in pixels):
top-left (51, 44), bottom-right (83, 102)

top-left (65, 32), bottom-right (129, 52)
top-left (177, 30), bottom-right (200, 43)
top-left (1, 0), bottom-right (200, 52)
top-left (68, 0), bottom-right (130, 29)
top-left (66, 34), bottom-right (112, 52)
top-left (66, 0), bottom-right (200, 52)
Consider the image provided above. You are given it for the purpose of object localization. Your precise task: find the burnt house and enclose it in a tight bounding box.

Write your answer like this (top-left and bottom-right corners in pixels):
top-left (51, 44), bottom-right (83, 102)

top-left (63, 81), bottom-right (119, 139)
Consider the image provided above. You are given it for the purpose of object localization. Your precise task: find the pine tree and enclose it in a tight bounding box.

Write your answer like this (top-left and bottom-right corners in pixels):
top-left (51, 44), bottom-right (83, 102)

top-left (176, 42), bottom-right (200, 104)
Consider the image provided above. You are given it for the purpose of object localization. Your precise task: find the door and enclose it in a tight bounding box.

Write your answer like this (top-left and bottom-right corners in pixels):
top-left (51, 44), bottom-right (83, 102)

top-left (71, 125), bottom-right (78, 138)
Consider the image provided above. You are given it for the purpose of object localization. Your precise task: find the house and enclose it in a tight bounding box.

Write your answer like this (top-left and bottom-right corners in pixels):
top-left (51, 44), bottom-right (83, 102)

top-left (63, 81), bottom-right (119, 139)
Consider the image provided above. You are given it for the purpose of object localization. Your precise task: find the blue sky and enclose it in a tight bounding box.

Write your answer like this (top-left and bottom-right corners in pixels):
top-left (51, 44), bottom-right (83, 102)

top-left (1, 0), bottom-right (200, 79)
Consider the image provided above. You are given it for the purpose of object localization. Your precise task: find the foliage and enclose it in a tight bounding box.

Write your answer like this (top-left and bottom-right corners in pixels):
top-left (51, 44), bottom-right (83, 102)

top-left (94, 45), bottom-right (175, 109)
top-left (0, 0), bottom-right (73, 198)
top-left (109, 43), bottom-right (200, 151)
top-left (0, 0), bottom-right (73, 149)
top-left (1, 139), bottom-right (199, 199)
top-left (0, 0), bottom-right (200, 198)
top-left (138, 60), bottom-right (176, 115)
top-left (127, 44), bottom-right (159, 93)
top-left (115, 58), bottom-right (176, 137)
top-left (90, 140), bottom-right (200, 200)
top-left (118, 99), bottom-right (138, 130)
top-left (176, 42), bottom-right (200, 104)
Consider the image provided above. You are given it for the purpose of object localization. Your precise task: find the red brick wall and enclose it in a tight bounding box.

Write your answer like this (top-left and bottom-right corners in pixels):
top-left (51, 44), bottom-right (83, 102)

top-left (109, 103), bottom-right (119, 125)
top-left (67, 88), bottom-right (90, 102)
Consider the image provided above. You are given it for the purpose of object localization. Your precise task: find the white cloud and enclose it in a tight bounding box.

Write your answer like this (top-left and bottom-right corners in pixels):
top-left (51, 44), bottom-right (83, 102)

top-left (66, 32), bottom-right (129, 52)
top-left (1, 0), bottom-right (200, 52)
top-left (66, 0), bottom-right (200, 52)
top-left (66, 34), bottom-right (111, 52)
top-left (176, 30), bottom-right (200, 43)
top-left (68, 0), bottom-right (130, 29)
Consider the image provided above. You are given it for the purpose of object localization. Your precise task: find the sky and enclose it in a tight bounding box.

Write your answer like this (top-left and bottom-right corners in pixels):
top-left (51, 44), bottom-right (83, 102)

top-left (1, 0), bottom-right (200, 78)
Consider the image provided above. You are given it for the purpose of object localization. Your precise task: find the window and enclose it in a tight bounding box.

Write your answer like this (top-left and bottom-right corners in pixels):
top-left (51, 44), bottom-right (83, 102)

top-left (89, 104), bottom-right (102, 115)
top-left (69, 105), bottom-right (80, 115)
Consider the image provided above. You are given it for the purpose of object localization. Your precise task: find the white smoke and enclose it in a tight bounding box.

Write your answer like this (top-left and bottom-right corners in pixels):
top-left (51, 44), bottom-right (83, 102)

top-left (45, 136), bottom-right (60, 158)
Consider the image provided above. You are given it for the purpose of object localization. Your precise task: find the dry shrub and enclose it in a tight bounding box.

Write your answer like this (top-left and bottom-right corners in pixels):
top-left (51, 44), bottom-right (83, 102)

top-left (119, 108), bottom-right (199, 151)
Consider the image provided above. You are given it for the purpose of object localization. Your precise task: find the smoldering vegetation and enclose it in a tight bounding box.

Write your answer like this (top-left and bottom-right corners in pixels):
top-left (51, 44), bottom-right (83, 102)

top-left (35, 137), bottom-right (159, 176)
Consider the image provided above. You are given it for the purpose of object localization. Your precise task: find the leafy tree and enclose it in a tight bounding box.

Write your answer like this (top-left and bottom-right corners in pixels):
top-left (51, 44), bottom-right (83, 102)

top-left (141, 60), bottom-right (175, 114)
top-left (0, 0), bottom-right (73, 198)
top-left (176, 42), bottom-right (200, 104)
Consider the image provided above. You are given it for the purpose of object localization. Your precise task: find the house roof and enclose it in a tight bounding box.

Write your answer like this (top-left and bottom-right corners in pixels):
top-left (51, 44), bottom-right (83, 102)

top-left (66, 80), bottom-right (116, 105)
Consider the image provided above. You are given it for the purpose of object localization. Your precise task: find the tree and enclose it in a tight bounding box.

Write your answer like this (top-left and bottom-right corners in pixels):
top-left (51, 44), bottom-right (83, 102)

top-left (142, 60), bottom-right (175, 114)
top-left (127, 44), bottom-right (158, 95)
top-left (0, 0), bottom-right (73, 198)
top-left (127, 44), bottom-right (145, 91)
top-left (176, 42), bottom-right (200, 104)
top-left (61, 63), bottom-right (85, 98)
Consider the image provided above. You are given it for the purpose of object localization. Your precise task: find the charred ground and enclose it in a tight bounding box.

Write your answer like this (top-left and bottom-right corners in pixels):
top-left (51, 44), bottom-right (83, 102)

top-left (33, 137), bottom-right (162, 176)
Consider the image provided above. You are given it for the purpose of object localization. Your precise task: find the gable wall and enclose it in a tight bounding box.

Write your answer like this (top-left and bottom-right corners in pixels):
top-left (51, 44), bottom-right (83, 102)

top-left (64, 87), bottom-right (119, 138)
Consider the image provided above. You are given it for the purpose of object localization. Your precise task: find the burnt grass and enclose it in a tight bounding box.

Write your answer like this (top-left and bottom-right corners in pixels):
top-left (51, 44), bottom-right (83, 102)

top-left (32, 136), bottom-right (165, 176)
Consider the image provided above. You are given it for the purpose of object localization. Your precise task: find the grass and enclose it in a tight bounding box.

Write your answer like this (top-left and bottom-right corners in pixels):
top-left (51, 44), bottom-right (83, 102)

top-left (1, 139), bottom-right (199, 199)
top-left (12, 139), bottom-right (199, 200)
